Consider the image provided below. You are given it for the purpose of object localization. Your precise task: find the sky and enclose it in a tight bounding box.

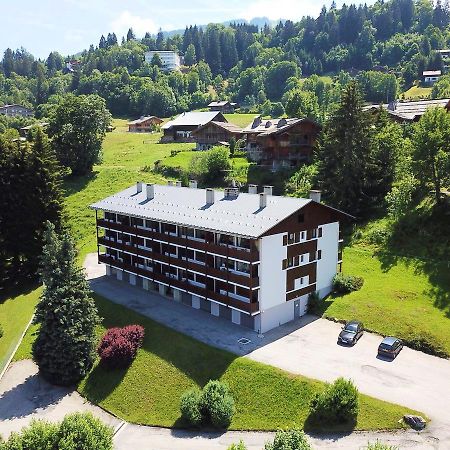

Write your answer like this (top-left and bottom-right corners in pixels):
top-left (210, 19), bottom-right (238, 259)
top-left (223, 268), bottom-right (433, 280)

top-left (1, 0), bottom-right (376, 58)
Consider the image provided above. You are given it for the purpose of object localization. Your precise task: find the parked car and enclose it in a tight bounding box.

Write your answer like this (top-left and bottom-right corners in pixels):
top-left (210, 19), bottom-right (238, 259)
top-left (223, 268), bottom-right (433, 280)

top-left (337, 320), bottom-right (364, 346)
top-left (378, 336), bottom-right (403, 358)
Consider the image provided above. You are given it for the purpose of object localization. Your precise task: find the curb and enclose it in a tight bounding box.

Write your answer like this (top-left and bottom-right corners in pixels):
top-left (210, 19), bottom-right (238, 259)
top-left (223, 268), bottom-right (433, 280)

top-left (0, 315), bottom-right (34, 382)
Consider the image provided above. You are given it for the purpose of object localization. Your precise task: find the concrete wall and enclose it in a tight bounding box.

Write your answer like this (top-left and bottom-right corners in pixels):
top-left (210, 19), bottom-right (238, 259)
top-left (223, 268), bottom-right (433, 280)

top-left (260, 301), bottom-right (294, 333)
top-left (316, 222), bottom-right (339, 298)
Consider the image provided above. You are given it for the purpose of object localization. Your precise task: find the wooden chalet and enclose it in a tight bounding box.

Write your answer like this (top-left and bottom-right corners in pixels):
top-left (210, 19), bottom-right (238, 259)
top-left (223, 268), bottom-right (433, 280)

top-left (128, 116), bottom-right (163, 133)
top-left (191, 121), bottom-right (243, 150)
top-left (208, 101), bottom-right (237, 113)
top-left (243, 116), bottom-right (321, 171)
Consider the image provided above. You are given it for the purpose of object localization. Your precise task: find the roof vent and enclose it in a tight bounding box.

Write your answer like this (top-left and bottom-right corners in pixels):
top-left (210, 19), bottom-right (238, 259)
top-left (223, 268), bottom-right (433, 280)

top-left (189, 180), bottom-right (198, 189)
top-left (224, 187), bottom-right (239, 199)
top-left (251, 115), bottom-right (262, 129)
top-left (146, 184), bottom-right (155, 200)
top-left (309, 190), bottom-right (321, 203)
top-left (265, 121), bottom-right (272, 128)
top-left (277, 118), bottom-right (287, 128)
top-left (168, 181), bottom-right (174, 186)
top-left (176, 180), bottom-right (182, 187)
top-left (206, 188), bottom-right (215, 205)
top-left (248, 184), bottom-right (258, 194)
top-left (136, 181), bottom-right (143, 193)
top-left (263, 185), bottom-right (273, 196)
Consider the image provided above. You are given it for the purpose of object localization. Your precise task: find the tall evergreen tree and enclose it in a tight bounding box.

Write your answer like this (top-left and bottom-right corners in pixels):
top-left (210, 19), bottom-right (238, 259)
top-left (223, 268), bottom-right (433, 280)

top-left (315, 82), bottom-right (374, 215)
top-left (32, 222), bottom-right (100, 386)
top-left (184, 44), bottom-right (196, 66)
top-left (126, 28), bottom-right (136, 41)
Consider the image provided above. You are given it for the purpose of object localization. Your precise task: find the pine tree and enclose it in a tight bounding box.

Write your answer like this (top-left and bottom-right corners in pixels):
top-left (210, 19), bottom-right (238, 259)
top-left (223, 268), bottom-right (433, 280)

top-left (32, 222), bottom-right (100, 386)
top-left (126, 28), bottom-right (135, 41)
top-left (184, 44), bottom-right (196, 66)
top-left (315, 82), bottom-right (374, 215)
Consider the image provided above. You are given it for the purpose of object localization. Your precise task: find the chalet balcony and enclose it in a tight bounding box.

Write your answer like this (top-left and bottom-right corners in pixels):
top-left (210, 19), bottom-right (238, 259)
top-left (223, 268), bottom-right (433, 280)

top-left (98, 254), bottom-right (260, 314)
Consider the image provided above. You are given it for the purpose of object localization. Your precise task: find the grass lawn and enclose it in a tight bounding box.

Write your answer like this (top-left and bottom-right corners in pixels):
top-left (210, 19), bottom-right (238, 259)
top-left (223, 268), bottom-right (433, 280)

top-left (15, 294), bottom-right (422, 431)
top-left (402, 85), bottom-right (432, 99)
top-left (0, 287), bottom-right (41, 373)
top-left (224, 113), bottom-right (256, 127)
top-left (319, 246), bottom-right (450, 355)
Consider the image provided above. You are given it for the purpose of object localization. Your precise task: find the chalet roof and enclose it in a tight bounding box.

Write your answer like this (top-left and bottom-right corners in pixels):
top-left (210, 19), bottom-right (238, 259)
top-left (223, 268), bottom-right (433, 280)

top-left (242, 117), bottom-right (319, 136)
top-left (423, 70), bottom-right (441, 76)
top-left (192, 121), bottom-right (242, 135)
top-left (20, 122), bottom-right (49, 131)
top-left (162, 111), bottom-right (225, 130)
top-left (364, 98), bottom-right (450, 121)
top-left (208, 101), bottom-right (231, 107)
top-left (0, 104), bottom-right (31, 109)
top-left (91, 183), bottom-right (319, 238)
top-left (128, 116), bottom-right (162, 125)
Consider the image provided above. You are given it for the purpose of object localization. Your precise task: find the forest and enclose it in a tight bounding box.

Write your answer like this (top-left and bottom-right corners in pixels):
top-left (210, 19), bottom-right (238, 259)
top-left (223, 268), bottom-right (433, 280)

top-left (3, 0), bottom-right (450, 122)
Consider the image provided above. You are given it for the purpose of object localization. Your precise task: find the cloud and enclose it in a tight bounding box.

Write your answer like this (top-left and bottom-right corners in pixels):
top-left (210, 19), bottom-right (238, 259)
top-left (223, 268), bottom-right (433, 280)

top-left (110, 11), bottom-right (158, 38)
top-left (240, 0), bottom-right (330, 22)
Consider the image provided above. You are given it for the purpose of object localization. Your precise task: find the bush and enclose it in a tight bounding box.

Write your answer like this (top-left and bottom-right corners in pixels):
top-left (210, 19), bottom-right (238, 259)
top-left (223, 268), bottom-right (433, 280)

top-left (228, 441), bottom-right (247, 450)
top-left (98, 325), bottom-right (145, 369)
top-left (332, 273), bottom-right (364, 294)
top-left (180, 380), bottom-right (235, 429)
top-left (0, 413), bottom-right (112, 450)
top-left (309, 377), bottom-right (359, 425)
top-left (57, 412), bottom-right (113, 450)
top-left (264, 429), bottom-right (312, 450)
top-left (180, 388), bottom-right (203, 427)
top-left (307, 291), bottom-right (325, 315)
top-left (403, 332), bottom-right (448, 358)
top-left (200, 380), bottom-right (235, 428)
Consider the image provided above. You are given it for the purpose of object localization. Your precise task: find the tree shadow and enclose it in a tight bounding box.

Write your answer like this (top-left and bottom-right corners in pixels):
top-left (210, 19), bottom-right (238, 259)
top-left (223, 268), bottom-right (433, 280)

top-left (63, 171), bottom-right (99, 197)
top-left (0, 373), bottom-right (69, 420)
top-left (0, 278), bottom-right (39, 305)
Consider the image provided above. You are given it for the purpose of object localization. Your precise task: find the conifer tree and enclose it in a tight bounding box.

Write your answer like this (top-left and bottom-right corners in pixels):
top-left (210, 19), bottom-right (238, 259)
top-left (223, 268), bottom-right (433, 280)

top-left (32, 222), bottom-right (100, 385)
top-left (315, 82), bottom-right (374, 215)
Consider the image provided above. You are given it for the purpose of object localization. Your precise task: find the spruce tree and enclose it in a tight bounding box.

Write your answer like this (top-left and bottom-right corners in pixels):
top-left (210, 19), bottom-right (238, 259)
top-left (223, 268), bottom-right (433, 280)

top-left (32, 222), bottom-right (100, 386)
top-left (315, 82), bottom-right (374, 216)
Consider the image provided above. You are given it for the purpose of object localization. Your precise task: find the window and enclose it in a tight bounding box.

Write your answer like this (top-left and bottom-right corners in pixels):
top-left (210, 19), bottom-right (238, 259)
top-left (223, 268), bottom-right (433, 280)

top-left (317, 250), bottom-right (322, 260)
top-left (298, 213), bottom-right (304, 223)
top-left (318, 227), bottom-right (323, 238)
top-left (133, 217), bottom-right (144, 227)
top-left (311, 228), bottom-right (317, 238)
top-left (283, 235), bottom-right (288, 246)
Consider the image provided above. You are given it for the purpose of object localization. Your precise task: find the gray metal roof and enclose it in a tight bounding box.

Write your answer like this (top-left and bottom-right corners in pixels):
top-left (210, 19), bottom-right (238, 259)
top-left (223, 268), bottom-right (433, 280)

top-left (91, 184), bottom-right (312, 238)
top-left (162, 111), bottom-right (224, 130)
top-left (127, 116), bottom-right (162, 125)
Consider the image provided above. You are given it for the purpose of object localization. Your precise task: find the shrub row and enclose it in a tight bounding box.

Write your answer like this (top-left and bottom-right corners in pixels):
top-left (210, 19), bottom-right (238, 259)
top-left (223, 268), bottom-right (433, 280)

top-left (98, 325), bottom-right (145, 369)
top-left (0, 412), bottom-right (113, 450)
top-left (180, 380), bottom-right (235, 429)
top-left (332, 273), bottom-right (364, 294)
top-left (227, 430), bottom-right (312, 450)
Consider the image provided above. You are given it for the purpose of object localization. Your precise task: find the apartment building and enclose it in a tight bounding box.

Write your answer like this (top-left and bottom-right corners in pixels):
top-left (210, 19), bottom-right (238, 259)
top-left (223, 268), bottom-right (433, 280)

top-left (91, 183), bottom-right (349, 333)
top-left (144, 51), bottom-right (181, 71)
top-left (0, 104), bottom-right (33, 117)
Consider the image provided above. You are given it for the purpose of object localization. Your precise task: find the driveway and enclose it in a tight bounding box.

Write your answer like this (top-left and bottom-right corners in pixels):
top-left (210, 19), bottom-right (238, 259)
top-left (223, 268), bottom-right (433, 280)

top-left (83, 254), bottom-right (450, 447)
top-left (0, 360), bottom-right (444, 449)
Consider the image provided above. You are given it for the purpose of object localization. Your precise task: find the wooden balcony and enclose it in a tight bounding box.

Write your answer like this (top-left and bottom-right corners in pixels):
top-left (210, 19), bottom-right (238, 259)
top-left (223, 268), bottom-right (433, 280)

top-left (98, 254), bottom-right (260, 314)
top-left (286, 284), bottom-right (316, 301)
top-left (97, 219), bottom-right (260, 263)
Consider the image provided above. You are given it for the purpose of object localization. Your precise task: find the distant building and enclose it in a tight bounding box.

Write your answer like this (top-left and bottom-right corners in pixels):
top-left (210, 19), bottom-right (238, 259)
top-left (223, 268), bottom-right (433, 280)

top-left (243, 116), bottom-right (321, 171)
top-left (161, 111), bottom-right (226, 143)
top-left (128, 116), bottom-right (163, 133)
top-left (191, 121), bottom-right (243, 150)
top-left (423, 70), bottom-right (441, 85)
top-left (19, 122), bottom-right (49, 137)
top-left (364, 98), bottom-right (450, 122)
top-left (0, 104), bottom-right (33, 118)
top-left (145, 51), bottom-right (180, 71)
top-left (207, 101), bottom-right (237, 114)
top-left (91, 182), bottom-right (351, 333)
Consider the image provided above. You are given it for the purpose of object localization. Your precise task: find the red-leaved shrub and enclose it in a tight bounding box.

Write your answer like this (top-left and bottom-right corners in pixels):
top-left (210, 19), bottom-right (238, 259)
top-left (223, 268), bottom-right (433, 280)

top-left (97, 325), bottom-right (145, 369)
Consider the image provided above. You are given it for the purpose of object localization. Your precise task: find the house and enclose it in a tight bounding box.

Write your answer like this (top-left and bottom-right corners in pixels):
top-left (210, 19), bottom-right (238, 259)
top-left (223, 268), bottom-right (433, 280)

top-left (19, 122), bottom-right (49, 137)
top-left (144, 51), bottom-right (181, 71)
top-left (423, 70), bottom-right (442, 85)
top-left (242, 116), bottom-right (321, 171)
top-left (91, 182), bottom-right (350, 333)
top-left (0, 104), bottom-right (33, 118)
top-left (364, 98), bottom-right (450, 122)
top-left (191, 121), bottom-right (243, 150)
top-left (207, 101), bottom-right (237, 113)
top-left (161, 111), bottom-right (226, 143)
top-left (128, 116), bottom-right (163, 133)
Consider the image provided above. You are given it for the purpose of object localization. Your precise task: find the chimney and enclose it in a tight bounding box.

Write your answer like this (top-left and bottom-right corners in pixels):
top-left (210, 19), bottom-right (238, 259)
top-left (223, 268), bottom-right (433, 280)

top-left (176, 180), bottom-right (182, 187)
top-left (263, 185), bottom-right (273, 196)
top-left (259, 193), bottom-right (267, 208)
top-left (206, 188), bottom-right (215, 205)
top-left (136, 181), bottom-right (143, 193)
top-left (168, 180), bottom-right (174, 187)
top-left (309, 190), bottom-right (321, 203)
top-left (146, 184), bottom-right (155, 200)
top-left (189, 180), bottom-right (198, 189)
top-left (248, 184), bottom-right (258, 194)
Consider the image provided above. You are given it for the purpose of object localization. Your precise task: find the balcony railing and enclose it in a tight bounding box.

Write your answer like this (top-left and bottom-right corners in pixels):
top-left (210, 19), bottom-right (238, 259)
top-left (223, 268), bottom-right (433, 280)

top-left (98, 254), bottom-right (259, 314)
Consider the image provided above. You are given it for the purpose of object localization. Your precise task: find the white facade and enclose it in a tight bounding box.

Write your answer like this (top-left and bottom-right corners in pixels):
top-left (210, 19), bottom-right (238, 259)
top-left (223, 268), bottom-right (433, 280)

top-left (145, 51), bottom-right (180, 71)
top-left (316, 222), bottom-right (340, 298)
